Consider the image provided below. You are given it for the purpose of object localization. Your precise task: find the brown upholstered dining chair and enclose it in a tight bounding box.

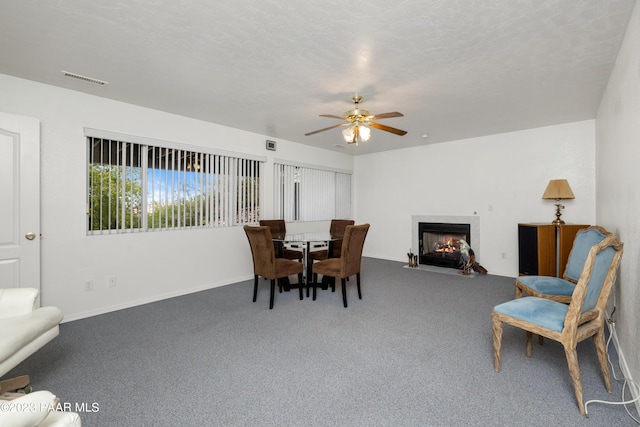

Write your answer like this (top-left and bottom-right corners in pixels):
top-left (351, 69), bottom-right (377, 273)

top-left (243, 225), bottom-right (304, 309)
top-left (259, 219), bottom-right (304, 261)
top-left (309, 219), bottom-right (355, 261)
top-left (312, 224), bottom-right (370, 308)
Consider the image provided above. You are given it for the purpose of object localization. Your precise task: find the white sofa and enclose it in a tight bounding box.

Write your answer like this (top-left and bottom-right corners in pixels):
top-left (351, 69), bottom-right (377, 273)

top-left (0, 288), bottom-right (63, 378)
top-left (0, 390), bottom-right (81, 427)
top-left (0, 289), bottom-right (79, 426)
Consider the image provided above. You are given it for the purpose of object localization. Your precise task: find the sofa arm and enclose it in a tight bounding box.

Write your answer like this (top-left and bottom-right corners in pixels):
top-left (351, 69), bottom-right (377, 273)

top-left (0, 390), bottom-right (56, 427)
top-left (0, 288), bottom-right (39, 319)
top-left (39, 410), bottom-right (82, 427)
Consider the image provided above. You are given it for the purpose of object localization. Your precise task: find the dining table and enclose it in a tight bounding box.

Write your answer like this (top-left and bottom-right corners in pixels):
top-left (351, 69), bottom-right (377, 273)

top-left (271, 231), bottom-right (343, 293)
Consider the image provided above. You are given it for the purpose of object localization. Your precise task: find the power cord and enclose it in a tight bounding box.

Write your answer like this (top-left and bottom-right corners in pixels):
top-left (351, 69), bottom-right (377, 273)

top-left (584, 312), bottom-right (640, 423)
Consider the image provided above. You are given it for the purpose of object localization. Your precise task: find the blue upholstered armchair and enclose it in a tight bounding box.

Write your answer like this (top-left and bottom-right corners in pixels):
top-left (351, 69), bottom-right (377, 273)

top-left (515, 226), bottom-right (611, 303)
top-left (492, 233), bottom-right (624, 415)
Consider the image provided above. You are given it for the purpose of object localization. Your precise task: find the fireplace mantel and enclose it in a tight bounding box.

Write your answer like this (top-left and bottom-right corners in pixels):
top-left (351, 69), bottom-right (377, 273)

top-left (411, 215), bottom-right (480, 262)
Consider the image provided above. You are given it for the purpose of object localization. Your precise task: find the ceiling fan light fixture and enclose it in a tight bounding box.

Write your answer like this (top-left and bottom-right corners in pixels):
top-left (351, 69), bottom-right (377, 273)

top-left (359, 125), bottom-right (371, 141)
top-left (342, 126), bottom-right (354, 142)
top-left (342, 124), bottom-right (370, 144)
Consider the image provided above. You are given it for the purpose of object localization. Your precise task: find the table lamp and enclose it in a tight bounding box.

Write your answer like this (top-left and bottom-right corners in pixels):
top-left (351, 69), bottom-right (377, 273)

top-left (542, 179), bottom-right (575, 225)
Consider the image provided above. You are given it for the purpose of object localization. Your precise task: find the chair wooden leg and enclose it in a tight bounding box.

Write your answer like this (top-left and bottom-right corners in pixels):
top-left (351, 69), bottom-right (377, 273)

top-left (526, 331), bottom-right (533, 357)
top-left (269, 279), bottom-right (276, 309)
top-left (492, 317), bottom-right (503, 372)
top-left (341, 278), bottom-right (348, 308)
top-left (593, 331), bottom-right (612, 393)
top-left (356, 273), bottom-right (362, 299)
top-left (564, 346), bottom-right (585, 415)
top-left (516, 284), bottom-right (544, 347)
top-left (298, 273), bottom-right (304, 300)
top-left (515, 284), bottom-right (523, 298)
top-left (516, 290), bottom-right (544, 344)
top-left (253, 275), bottom-right (259, 302)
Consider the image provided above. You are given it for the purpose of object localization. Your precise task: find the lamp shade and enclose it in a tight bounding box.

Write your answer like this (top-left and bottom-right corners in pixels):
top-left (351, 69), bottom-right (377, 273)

top-left (359, 125), bottom-right (371, 141)
top-left (542, 179), bottom-right (575, 200)
top-left (342, 126), bottom-right (355, 142)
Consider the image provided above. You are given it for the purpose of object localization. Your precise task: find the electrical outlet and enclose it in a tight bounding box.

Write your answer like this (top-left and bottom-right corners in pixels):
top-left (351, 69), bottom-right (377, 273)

top-left (84, 280), bottom-right (93, 291)
top-left (108, 276), bottom-right (117, 288)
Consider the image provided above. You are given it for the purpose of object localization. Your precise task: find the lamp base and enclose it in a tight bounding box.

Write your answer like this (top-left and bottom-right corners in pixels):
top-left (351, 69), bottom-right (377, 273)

top-left (551, 202), bottom-right (565, 225)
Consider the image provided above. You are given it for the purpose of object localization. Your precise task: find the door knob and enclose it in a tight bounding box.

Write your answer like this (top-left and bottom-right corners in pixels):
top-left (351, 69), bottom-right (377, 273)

top-left (25, 232), bottom-right (36, 240)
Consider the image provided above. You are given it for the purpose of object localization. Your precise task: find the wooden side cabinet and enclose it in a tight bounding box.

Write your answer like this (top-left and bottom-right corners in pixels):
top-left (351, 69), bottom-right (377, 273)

top-left (518, 223), bottom-right (589, 277)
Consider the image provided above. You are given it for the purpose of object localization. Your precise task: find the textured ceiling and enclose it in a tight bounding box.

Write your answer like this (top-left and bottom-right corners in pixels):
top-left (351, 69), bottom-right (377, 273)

top-left (0, 0), bottom-right (635, 155)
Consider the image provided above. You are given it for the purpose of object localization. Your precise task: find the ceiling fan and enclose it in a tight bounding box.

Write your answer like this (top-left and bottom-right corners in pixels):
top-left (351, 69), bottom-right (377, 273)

top-left (305, 95), bottom-right (407, 145)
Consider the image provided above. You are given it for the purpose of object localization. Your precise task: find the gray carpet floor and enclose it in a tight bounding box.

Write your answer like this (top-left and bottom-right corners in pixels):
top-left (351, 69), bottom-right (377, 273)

top-left (6, 257), bottom-right (638, 426)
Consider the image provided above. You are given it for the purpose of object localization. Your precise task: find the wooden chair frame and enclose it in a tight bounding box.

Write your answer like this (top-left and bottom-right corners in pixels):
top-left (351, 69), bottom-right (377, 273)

top-left (493, 235), bottom-right (623, 415)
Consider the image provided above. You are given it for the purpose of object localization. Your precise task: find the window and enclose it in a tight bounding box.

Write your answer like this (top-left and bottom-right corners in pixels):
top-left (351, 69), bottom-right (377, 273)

top-left (274, 162), bottom-right (351, 221)
top-left (87, 134), bottom-right (261, 234)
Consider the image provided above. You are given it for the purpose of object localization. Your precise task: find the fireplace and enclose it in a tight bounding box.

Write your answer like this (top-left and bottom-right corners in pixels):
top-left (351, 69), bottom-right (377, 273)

top-left (419, 222), bottom-right (471, 268)
top-left (412, 215), bottom-right (480, 270)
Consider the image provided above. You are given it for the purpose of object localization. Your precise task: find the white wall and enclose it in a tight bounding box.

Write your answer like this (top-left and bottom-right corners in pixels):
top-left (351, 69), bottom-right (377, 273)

top-left (0, 74), bottom-right (353, 321)
top-left (353, 121), bottom-right (597, 277)
top-left (595, 0), bottom-right (640, 392)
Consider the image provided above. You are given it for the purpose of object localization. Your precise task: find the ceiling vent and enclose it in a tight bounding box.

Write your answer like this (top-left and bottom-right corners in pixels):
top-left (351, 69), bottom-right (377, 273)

top-left (62, 70), bottom-right (109, 86)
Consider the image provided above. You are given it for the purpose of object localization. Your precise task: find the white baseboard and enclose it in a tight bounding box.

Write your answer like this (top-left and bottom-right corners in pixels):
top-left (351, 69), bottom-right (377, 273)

top-left (61, 274), bottom-right (253, 323)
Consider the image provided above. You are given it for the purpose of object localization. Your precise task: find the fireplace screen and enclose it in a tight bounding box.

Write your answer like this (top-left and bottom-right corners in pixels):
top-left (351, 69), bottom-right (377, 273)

top-left (419, 222), bottom-right (471, 268)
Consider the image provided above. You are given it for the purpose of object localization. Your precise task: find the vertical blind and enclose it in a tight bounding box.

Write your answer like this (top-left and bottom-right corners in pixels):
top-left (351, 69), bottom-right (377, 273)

top-left (274, 163), bottom-right (351, 221)
top-left (87, 136), bottom-right (261, 234)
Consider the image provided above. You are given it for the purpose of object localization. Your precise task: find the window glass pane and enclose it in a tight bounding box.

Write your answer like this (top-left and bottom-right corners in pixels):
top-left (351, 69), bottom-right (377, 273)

top-left (87, 136), bottom-right (261, 234)
top-left (88, 138), bottom-right (143, 232)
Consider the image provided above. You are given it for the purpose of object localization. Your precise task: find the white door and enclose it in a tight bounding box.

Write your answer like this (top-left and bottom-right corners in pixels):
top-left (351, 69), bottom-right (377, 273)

top-left (0, 112), bottom-right (40, 291)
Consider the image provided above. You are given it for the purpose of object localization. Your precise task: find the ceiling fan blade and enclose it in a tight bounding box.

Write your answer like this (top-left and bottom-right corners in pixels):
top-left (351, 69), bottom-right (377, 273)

top-left (304, 123), bottom-right (348, 136)
top-left (368, 121), bottom-right (407, 136)
top-left (319, 114), bottom-right (344, 119)
top-left (367, 112), bottom-right (404, 120)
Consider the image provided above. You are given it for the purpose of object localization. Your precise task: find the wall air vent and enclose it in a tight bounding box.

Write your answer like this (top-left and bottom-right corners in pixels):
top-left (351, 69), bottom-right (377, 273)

top-left (62, 71), bottom-right (109, 86)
